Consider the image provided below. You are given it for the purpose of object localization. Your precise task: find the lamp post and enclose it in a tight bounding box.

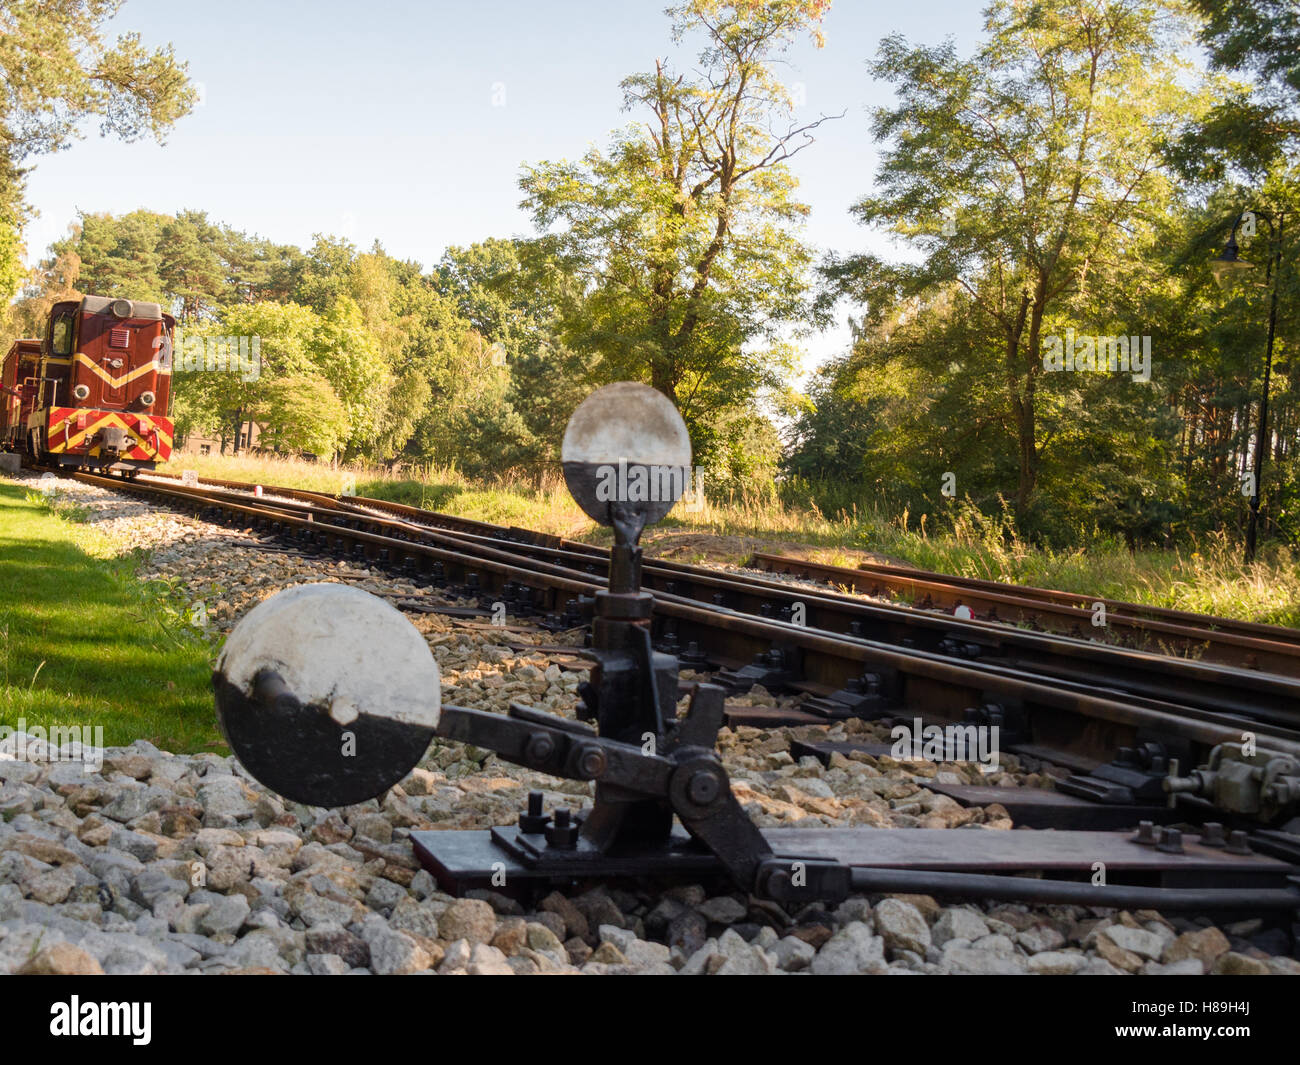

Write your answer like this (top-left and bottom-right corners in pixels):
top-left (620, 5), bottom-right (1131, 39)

top-left (1212, 209), bottom-right (1285, 563)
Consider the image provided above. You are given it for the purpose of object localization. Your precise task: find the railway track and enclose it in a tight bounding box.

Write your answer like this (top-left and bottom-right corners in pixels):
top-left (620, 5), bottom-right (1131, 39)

top-left (131, 472), bottom-right (1300, 719)
top-left (57, 467), bottom-right (1300, 795)
top-left (144, 469), bottom-right (1300, 674)
top-left (749, 551), bottom-right (1300, 673)
top-left (30, 462), bottom-right (1300, 918)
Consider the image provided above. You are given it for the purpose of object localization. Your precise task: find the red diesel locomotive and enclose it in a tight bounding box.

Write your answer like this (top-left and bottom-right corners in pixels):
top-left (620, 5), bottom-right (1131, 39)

top-left (1, 295), bottom-right (176, 474)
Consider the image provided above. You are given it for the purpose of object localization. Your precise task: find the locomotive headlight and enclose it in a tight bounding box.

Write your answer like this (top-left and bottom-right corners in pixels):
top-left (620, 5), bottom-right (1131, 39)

top-left (140, 390), bottom-right (156, 407)
top-left (72, 384), bottom-right (90, 400)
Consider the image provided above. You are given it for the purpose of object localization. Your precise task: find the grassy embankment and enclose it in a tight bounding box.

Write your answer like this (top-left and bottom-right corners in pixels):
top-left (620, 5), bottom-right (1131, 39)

top-left (0, 480), bottom-right (221, 752)
top-left (161, 453), bottom-right (1300, 628)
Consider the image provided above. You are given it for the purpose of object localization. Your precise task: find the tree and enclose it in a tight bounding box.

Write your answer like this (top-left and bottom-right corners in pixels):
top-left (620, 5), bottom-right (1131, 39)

top-left (0, 0), bottom-right (195, 296)
top-left (182, 301), bottom-right (319, 454)
top-left (293, 234), bottom-right (357, 314)
top-left (519, 0), bottom-right (835, 460)
top-left (217, 227), bottom-right (306, 307)
top-left (310, 294), bottom-right (387, 454)
top-left (1166, 0), bottom-right (1300, 181)
top-left (411, 329), bottom-right (536, 478)
top-left (257, 375), bottom-right (350, 457)
top-left (436, 238), bottom-right (586, 464)
top-left (158, 210), bottom-right (224, 323)
top-left (824, 0), bottom-right (1206, 529)
top-left (0, 212), bottom-right (22, 304)
top-left (50, 209), bottom-right (170, 302)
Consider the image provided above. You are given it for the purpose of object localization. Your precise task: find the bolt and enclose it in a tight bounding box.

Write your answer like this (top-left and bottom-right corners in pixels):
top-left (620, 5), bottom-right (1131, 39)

top-left (525, 733), bottom-right (555, 762)
top-left (764, 867), bottom-right (792, 898)
top-left (1133, 820), bottom-right (1157, 846)
top-left (1199, 822), bottom-right (1226, 847)
top-left (545, 807), bottom-right (579, 849)
top-left (518, 789), bottom-right (549, 834)
top-left (687, 769), bottom-right (721, 806)
top-left (1226, 830), bottom-right (1252, 855)
top-left (577, 746), bottom-right (607, 779)
top-left (1156, 827), bottom-right (1183, 854)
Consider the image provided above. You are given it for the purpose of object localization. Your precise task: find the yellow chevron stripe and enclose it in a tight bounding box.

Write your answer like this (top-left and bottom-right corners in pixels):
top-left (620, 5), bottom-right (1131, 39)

top-left (63, 412), bottom-right (118, 450)
top-left (67, 413), bottom-right (168, 452)
top-left (73, 352), bottom-right (168, 389)
top-left (48, 407), bottom-right (174, 452)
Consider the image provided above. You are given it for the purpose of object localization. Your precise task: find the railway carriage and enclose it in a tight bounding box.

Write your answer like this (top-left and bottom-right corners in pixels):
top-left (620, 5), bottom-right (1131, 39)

top-left (1, 295), bottom-right (176, 474)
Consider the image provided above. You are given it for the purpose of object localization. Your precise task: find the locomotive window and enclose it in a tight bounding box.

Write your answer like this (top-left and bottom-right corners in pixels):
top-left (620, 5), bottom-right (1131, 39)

top-left (51, 315), bottom-right (74, 355)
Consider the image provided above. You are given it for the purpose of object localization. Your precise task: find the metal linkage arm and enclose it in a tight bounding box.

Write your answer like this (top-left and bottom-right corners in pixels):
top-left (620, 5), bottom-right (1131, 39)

top-left (430, 699), bottom-right (857, 899)
top-left (436, 702), bottom-right (672, 796)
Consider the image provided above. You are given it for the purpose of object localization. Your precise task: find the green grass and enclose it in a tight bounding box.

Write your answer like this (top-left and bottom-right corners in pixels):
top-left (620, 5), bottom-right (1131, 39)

top-left (158, 452), bottom-right (1300, 629)
top-left (0, 481), bottom-right (223, 753)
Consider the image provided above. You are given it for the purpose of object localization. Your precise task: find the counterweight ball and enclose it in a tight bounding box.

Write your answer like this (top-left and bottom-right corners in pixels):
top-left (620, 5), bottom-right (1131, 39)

top-left (561, 382), bottom-right (693, 527)
top-left (212, 584), bottom-right (441, 807)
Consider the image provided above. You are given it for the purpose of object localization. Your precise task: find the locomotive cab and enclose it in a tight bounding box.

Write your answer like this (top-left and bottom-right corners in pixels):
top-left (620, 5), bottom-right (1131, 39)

top-left (1, 295), bottom-right (176, 474)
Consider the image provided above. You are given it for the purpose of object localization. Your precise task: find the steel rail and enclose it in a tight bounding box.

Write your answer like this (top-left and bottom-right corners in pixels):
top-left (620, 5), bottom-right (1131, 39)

top-left (750, 551), bottom-right (1300, 671)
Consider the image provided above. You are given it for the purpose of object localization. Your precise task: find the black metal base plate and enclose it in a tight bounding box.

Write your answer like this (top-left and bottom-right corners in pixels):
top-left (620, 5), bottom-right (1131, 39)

top-left (922, 781), bottom-right (1181, 830)
top-left (412, 824), bottom-right (725, 896)
top-left (411, 825), bottom-right (1296, 898)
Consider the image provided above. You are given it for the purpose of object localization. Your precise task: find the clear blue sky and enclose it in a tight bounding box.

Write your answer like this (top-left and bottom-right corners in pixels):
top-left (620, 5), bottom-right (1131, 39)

top-left (21, 0), bottom-right (990, 371)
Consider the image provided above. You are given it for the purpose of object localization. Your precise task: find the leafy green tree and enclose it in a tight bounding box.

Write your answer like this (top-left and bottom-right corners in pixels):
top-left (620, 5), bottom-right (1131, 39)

top-left (824, 0), bottom-right (1208, 529)
top-left (0, 212), bottom-right (21, 303)
top-left (0, 0), bottom-right (194, 298)
top-left (519, 0), bottom-right (835, 460)
top-left (51, 209), bottom-right (170, 302)
top-left (293, 234), bottom-right (357, 314)
top-left (177, 301), bottom-right (319, 453)
top-left (216, 227), bottom-right (306, 307)
top-left (1167, 0), bottom-right (1300, 181)
top-left (311, 295), bottom-right (386, 454)
top-left (436, 238), bottom-right (586, 464)
top-left (158, 210), bottom-right (224, 323)
top-left (257, 375), bottom-right (350, 457)
top-left (411, 329), bottom-right (536, 477)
